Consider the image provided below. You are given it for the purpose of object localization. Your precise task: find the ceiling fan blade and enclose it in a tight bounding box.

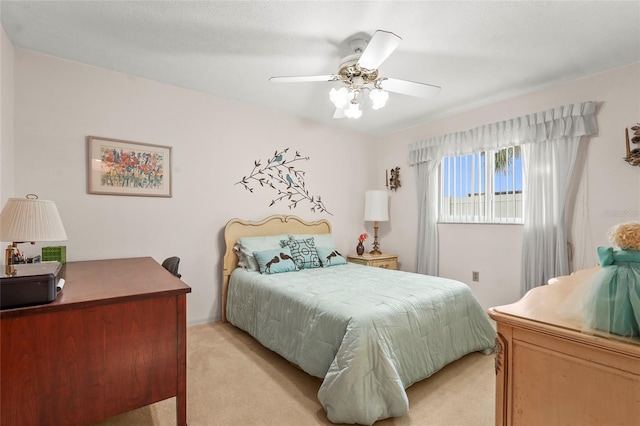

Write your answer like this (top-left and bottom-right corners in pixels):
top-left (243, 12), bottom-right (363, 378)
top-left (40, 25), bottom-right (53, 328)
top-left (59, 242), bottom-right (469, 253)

top-left (380, 77), bottom-right (441, 98)
top-left (269, 75), bottom-right (338, 83)
top-left (357, 30), bottom-right (402, 70)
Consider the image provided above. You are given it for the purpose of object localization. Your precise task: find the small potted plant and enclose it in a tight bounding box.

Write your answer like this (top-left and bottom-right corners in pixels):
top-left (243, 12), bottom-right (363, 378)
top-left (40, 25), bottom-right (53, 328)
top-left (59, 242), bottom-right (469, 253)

top-left (357, 233), bottom-right (368, 255)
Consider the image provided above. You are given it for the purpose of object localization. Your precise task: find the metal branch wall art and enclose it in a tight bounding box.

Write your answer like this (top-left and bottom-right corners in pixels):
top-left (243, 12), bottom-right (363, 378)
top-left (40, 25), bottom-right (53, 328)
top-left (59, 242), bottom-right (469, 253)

top-left (387, 167), bottom-right (401, 191)
top-left (235, 148), bottom-right (332, 215)
top-left (625, 124), bottom-right (640, 167)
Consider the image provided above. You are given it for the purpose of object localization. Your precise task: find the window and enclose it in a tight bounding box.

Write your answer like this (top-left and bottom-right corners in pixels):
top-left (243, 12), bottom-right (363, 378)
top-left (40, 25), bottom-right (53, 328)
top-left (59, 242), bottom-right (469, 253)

top-left (439, 146), bottom-right (523, 223)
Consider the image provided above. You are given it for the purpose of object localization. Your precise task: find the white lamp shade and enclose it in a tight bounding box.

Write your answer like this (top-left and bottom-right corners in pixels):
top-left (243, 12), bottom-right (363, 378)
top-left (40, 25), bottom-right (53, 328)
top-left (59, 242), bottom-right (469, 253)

top-left (344, 102), bottom-right (362, 119)
top-left (0, 197), bottom-right (67, 242)
top-left (329, 87), bottom-right (349, 108)
top-left (364, 190), bottom-right (389, 222)
top-left (369, 88), bottom-right (389, 110)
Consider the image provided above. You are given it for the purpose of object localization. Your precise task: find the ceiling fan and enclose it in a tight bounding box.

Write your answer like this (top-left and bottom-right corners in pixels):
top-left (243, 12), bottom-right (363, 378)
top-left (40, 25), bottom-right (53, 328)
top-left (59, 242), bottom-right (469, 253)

top-left (269, 30), bottom-right (441, 119)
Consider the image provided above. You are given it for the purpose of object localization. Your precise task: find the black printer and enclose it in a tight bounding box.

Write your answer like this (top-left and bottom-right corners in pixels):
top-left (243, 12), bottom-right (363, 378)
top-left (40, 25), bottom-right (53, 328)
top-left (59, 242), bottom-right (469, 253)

top-left (1, 262), bottom-right (62, 309)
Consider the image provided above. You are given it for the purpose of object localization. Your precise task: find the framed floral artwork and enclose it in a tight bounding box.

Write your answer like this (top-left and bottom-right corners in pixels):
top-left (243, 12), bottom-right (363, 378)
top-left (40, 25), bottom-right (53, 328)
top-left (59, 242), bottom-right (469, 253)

top-left (87, 136), bottom-right (172, 197)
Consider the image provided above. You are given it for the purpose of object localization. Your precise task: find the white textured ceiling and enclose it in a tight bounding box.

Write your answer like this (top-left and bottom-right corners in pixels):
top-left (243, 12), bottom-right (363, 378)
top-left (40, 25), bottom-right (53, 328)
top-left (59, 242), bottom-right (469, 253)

top-left (2, 1), bottom-right (639, 136)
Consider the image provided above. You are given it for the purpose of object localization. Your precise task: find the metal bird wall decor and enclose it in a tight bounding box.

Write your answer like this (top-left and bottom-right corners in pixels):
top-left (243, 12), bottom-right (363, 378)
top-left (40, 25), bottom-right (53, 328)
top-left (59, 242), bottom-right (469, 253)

top-left (388, 166), bottom-right (401, 191)
top-left (624, 123), bottom-right (640, 167)
top-left (235, 148), bottom-right (332, 215)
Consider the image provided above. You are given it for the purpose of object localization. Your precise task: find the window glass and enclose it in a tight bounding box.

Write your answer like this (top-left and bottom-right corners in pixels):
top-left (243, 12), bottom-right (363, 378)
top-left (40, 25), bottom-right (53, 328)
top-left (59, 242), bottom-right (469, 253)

top-left (440, 146), bottom-right (522, 223)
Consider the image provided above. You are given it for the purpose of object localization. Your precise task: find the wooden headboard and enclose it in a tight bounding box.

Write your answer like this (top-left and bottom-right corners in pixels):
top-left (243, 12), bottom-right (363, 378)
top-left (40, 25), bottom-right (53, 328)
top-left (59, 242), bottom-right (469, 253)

top-left (221, 215), bottom-right (331, 322)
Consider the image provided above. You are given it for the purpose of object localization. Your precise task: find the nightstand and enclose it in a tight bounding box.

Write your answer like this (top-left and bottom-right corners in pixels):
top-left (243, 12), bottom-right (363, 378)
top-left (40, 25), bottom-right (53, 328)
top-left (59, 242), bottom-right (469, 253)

top-left (347, 253), bottom-right (398, 270)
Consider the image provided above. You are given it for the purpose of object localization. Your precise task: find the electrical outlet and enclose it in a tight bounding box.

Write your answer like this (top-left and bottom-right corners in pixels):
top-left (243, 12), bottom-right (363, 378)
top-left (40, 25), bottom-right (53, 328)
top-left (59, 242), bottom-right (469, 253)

top-left (472, 271), bottom-right (479, 282)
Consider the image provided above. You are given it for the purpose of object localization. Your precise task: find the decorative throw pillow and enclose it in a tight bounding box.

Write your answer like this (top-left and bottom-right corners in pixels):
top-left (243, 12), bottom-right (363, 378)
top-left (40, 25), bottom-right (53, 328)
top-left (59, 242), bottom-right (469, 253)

top-left (316, 247), bottom-right (347, 267)
top-left (253, 247), bottom-right (298, 275)
top-left (288, 233), bottom-right (336, 250)
top-left (237, 234), bottom-right (289, 271)
top-left (280, 237), bottom-right (321, 269)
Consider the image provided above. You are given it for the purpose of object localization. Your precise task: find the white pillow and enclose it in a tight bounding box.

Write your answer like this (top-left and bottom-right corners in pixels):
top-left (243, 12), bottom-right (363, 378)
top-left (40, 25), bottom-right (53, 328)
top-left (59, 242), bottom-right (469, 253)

top-left (288, 233), bottom-right (336, 249)
top-left (233, 244), bottom-right (247, 268)
top-left (237, 234), bottom-right (289, 271)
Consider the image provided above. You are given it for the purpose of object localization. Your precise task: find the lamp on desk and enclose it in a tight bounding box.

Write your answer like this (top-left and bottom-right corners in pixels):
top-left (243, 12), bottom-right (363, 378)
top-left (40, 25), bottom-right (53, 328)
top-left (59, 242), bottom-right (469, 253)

top-left (0, 194), bottom-right (67, 275)
top-left (364, 190), bottom-right (389, 255)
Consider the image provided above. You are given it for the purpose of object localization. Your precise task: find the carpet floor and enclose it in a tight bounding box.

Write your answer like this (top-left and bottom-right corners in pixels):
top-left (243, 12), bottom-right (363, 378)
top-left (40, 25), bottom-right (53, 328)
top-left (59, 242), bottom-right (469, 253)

top-left (96, 321), bottom-right (495, 425)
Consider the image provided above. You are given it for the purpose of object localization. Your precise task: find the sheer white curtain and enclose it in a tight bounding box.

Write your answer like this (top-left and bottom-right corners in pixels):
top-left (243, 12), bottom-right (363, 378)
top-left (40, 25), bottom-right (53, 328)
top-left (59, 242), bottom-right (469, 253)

top-left (520, 102), bottom-right (598, 292)
top-left (413, 158), bottom-right (440, 275)
top-left (409, 133), bottom-right (470, 276)
top-left (408, 102), bottom-right (597, 285)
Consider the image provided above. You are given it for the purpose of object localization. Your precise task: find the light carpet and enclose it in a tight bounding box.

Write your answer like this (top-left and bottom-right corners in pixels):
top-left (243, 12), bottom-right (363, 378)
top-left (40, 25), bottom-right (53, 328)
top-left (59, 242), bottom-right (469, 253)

top-left (96, 321), bottom-right (495, 425)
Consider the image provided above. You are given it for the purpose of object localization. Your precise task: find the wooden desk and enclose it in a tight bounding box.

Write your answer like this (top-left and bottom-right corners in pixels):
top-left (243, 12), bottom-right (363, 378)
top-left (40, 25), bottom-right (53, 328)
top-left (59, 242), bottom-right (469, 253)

top-left (488, 267), bottom-right (640, 426)
top-left (1, 257), bottom-right (191, 426)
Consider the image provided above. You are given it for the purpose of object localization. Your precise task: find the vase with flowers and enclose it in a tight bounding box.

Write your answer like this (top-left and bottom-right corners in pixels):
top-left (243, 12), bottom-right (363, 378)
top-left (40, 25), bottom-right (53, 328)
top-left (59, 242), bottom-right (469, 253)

top-left (357, 233), bottom-right (368, 255)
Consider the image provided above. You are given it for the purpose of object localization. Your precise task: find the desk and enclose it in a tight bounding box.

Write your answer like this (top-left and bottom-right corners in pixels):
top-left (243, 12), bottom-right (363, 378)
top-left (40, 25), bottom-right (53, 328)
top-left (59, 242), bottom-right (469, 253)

top-left (1, 257), bottom-right (191, 426)
top-left (488, 267), bottom-right (640, 426)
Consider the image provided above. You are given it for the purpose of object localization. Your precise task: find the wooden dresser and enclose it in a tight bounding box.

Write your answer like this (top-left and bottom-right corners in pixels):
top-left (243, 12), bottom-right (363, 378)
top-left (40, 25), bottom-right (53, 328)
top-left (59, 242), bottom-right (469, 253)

top-left (1, 257), bottom-right (191, 426)
top-left (488, 267), bottom-right (640, 425)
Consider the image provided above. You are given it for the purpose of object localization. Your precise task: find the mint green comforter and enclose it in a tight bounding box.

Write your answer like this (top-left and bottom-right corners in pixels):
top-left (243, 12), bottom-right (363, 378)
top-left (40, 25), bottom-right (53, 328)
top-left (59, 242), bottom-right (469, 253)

top-left (227, 263), bottom-right (495, 425)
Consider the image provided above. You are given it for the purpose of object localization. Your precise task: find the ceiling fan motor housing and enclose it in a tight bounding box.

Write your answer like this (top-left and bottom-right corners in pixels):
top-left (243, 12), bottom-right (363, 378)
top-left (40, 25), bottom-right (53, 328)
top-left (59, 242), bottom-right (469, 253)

top-left (338, 54), bottom-right (379, 87)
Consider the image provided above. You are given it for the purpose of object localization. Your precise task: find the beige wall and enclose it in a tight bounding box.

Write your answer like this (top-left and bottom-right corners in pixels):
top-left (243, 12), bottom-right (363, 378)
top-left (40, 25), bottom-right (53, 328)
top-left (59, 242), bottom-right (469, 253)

top-left (1, 27), bottom-right (14, 205)
top-left (10, 48), bottom-right (374, 324)
top-left (377, 62), bottom-right (640, 309)
top-left (4, 24), bottom-right (639, 318)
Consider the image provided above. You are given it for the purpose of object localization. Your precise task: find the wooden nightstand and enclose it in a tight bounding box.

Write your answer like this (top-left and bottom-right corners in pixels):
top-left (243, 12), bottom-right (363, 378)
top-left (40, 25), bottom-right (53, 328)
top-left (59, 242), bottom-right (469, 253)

top-left (347, 253), bottom-right (398, 270)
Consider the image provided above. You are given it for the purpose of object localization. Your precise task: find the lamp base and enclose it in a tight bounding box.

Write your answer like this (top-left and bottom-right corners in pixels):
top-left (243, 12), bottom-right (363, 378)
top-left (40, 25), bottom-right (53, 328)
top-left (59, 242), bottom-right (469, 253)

top-left (5, 243), bottom-right (17, 276)
top-left (369, 221), bottom-right (382, 255)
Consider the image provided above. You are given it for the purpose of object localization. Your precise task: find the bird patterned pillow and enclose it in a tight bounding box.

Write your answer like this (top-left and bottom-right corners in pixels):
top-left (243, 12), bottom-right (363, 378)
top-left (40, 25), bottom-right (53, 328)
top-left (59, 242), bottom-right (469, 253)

top-left (316, 247), bottom-right (347, 267)
top-left (253, 246), bottom-right (299, 275)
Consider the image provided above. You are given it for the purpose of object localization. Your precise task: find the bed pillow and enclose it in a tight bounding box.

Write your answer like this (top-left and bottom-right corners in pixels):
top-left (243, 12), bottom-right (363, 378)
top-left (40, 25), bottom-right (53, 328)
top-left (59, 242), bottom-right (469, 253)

top-left (288, 233), bottom-right (336, 250)
top-left (317, 247), bottom-right (347, 267)
top-left (253, 247), bottom-right (298, 275)
top-left (280, 237), bottom-right (321, 269)
top-left (233, 243), bottom-right (248, 268)
top-left (237, 234), bottom-right (289, 271)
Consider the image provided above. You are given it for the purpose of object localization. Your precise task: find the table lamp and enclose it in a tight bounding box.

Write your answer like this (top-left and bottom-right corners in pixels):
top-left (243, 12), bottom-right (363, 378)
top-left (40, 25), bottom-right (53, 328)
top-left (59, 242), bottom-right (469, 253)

top-left (0, 194), bottom-right (67, 275)
top-left (364, 190), bottom-right (389, 255)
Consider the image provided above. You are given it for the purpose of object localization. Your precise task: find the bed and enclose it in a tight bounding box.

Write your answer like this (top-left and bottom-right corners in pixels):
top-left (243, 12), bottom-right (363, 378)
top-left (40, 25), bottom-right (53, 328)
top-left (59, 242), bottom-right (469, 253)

top-left (221, 215), bottom-right (496, 425)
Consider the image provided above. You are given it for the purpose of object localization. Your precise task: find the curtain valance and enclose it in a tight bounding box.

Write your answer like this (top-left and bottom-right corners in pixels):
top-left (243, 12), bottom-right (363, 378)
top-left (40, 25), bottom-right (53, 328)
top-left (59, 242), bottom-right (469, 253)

top-left (408, 101), bottom-right (598, 165)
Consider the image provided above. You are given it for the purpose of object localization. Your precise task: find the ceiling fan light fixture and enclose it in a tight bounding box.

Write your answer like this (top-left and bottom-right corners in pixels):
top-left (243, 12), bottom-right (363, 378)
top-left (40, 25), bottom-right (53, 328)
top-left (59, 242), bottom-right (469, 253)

top-left (271, 30), bottom-right (440, 121)
top-left (369, 88), bottom-right (389, 110)
top-left (352, 76), bottom-right (365, 87)
top-left (344, 101), bottom-right (362, 119)
top-left (329, 87), bottom-right (349, 108)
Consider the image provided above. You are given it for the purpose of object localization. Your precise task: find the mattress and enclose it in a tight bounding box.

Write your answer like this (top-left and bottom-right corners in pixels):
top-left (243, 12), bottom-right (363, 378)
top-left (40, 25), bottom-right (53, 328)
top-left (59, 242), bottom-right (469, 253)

top-left (227, 262), bottom-right (496, 424)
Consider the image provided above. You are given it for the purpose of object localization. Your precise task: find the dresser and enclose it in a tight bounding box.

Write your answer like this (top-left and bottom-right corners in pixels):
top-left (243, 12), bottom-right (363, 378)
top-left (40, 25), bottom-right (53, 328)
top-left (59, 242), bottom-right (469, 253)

top-left (1, 257), bottom-right (191, 426)
top-left (488, 267), bottom-right (640, 426)
top-left (347, 253), bottom-right (398, 270)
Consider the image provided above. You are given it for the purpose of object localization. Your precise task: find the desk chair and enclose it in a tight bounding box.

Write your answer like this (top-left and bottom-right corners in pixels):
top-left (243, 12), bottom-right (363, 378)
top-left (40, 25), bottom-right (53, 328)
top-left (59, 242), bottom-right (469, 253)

top-left (162, 256), bottom-right (181, 279)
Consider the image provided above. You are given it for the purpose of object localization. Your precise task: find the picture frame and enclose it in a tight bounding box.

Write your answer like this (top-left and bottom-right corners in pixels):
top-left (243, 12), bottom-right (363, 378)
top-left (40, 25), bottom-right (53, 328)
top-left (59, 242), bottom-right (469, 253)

top-left (87, 136), bottom-right (172, 197)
